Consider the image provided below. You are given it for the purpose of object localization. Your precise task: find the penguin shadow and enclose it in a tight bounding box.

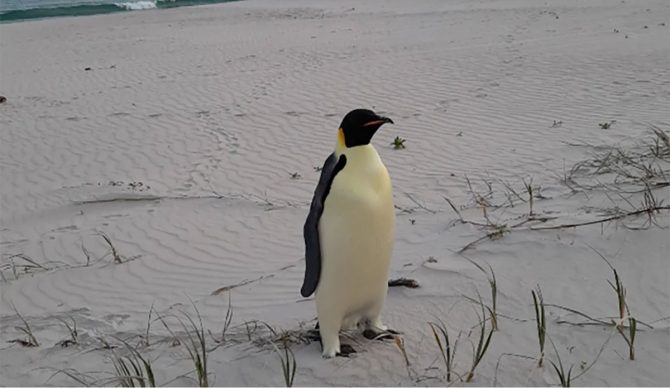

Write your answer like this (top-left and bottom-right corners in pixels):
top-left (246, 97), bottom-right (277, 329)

top-left (306, 321), bottom-right (401, 358)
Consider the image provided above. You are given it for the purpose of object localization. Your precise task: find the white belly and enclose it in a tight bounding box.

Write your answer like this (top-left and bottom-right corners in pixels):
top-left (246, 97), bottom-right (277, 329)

top-left (316, 145), bottom-right (395, 318)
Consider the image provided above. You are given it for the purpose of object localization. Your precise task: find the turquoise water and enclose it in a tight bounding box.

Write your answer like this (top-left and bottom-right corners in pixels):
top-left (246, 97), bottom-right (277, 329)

top-left (0, 0), bottom-right (239, 22)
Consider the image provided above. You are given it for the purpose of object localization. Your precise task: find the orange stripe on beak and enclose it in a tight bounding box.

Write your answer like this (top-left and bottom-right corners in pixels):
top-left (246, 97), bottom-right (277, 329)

top-left (363, 119), bottom-right (387, 127)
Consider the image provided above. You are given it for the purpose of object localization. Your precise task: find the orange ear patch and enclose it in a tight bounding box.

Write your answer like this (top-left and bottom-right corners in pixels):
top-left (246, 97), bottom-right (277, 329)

top-left (338, 127), bottom-right (346, 147)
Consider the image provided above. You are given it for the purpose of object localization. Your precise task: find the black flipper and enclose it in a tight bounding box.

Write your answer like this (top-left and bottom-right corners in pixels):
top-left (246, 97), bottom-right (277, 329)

top-left (301, 153), bottom-right (347, 297)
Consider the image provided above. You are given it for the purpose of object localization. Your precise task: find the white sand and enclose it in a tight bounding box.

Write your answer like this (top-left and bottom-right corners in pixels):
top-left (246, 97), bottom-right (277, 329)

top-left (1, 0), bottom-right (669, 385)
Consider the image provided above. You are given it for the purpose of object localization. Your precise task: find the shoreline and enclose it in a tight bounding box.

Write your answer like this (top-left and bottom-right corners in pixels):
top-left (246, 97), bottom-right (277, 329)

top-left (0, 0), bottom-right (241, 23)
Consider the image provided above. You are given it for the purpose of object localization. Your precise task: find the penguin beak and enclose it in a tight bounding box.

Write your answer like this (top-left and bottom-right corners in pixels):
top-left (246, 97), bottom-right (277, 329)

top-left (363, 116), bottom-right (394, 127)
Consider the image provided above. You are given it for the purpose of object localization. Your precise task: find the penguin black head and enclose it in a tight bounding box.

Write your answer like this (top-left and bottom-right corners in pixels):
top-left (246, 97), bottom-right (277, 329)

top-left (339, 109), bottom-right (393, 148)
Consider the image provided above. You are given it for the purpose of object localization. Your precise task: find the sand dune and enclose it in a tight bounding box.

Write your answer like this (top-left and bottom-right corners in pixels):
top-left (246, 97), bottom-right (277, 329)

top-left (1, 0), bottom-right (669, 386)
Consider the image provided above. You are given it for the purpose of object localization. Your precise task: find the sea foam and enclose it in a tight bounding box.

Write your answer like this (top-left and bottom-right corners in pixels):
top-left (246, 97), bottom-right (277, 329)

top-left (114, 0), bottom-right (156, 10)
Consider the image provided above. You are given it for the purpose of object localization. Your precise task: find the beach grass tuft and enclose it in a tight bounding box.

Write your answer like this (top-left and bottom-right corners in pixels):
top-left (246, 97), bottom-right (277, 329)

top-left (110, 342), bottom-right (156, 387)
top-left (272, 338), bottom-right (297, 387)
top-left (178, 308), bottom-right (210, 387)
top-left (156, 303), bottom-right (210, 386)
top-left (465, 304), bottom-right (494, 382)
top-left (593, 249), bottom-right (638, 360)
top-left (548, 338), bottom-right (574, 387)
top-left (428, 320), bottom-right (460, 382)
top-left (461, 256), bottom-right (499, 331)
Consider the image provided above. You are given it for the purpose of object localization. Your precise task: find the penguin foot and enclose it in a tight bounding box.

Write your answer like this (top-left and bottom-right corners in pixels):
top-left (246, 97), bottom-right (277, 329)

top-left (363, 328), bottom-right (400, 341)
top-left (336, 344), bottom-right (357, 357)
top-left (306, 329), bottom-right (321, 342)
top-left (306, 322), bottom-right (322, 343)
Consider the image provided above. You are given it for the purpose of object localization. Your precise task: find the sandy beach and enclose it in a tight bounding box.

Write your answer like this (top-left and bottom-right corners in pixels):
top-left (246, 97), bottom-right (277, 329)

top-left (1, 0), bottom-right (669, 385)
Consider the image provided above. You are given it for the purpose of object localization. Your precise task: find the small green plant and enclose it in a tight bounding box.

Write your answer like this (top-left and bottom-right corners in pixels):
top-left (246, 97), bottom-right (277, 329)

top-left (531, 285), bottom-right (546, 367)
top-left (465, 305), bottom-right (494, 382)
top-left (273, 338), bottom-right (297, 387)
top-left (391, 136), bottom-right (406, 149)
top-left (110, 342), bottom-right (156, 387)
top-left (598, 121), bottom-right (615, 129)
top-left (10, 304), bottom-right (39, 347)
top-left (428, 320), bottom-right (460, 382)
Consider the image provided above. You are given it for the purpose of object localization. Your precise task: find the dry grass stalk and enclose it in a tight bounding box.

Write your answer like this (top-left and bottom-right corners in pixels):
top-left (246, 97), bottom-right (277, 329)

top-left (99, 233), bottom-right (124, 264)
top-left (531, 286), bottom-right (546, 367)
top-left (9, 304), bottom-right (39, 347)
top-left (57, 316), bottom-right (79, 347)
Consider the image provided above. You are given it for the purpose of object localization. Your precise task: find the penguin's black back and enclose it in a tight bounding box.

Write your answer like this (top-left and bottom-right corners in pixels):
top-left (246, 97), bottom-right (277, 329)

top-left (301, 152), bottom-right (347, 297)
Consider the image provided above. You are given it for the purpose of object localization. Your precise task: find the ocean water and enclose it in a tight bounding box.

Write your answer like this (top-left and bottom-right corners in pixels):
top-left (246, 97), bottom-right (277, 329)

top-left (0, 0), bottom-right (239, 22)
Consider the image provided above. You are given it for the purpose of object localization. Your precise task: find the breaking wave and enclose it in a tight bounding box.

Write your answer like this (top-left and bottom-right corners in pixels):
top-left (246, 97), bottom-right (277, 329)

top-left (0, 0), bottom-right (238, 22)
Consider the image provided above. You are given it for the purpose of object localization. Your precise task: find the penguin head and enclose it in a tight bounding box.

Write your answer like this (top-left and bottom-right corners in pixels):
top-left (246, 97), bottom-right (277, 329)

top-left (338, 109), bottom-right (393, 148)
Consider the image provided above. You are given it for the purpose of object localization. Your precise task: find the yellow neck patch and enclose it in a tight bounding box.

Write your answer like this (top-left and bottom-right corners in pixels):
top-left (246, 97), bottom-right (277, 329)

top-left (336, 127), bottom-right (346, 154)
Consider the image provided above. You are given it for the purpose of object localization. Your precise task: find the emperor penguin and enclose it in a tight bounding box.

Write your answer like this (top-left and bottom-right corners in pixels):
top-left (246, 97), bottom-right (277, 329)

top-left (302, 108), bottom-right (396, 358)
